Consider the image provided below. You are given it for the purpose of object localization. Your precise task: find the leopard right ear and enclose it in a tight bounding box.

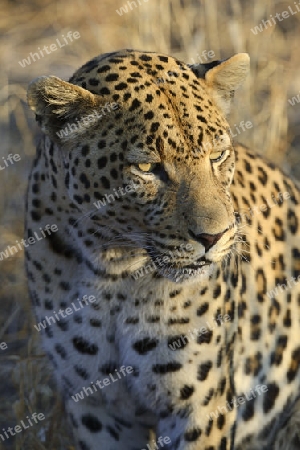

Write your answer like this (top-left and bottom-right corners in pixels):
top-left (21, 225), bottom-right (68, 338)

top-left (27, 76), bottom-right (105, 144)
top-left (189, 53), bottom-right (250, 116)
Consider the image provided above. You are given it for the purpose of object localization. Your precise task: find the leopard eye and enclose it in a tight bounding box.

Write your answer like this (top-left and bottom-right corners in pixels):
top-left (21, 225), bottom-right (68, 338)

top-left (209, 150), bottom-right (226, 162)
top-left (137, 163), bottom-right (156, 172)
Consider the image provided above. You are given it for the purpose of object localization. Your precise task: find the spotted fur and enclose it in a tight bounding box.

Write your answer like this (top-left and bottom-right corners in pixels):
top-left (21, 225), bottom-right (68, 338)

top-left (25, 49), bottom-right (300, 450)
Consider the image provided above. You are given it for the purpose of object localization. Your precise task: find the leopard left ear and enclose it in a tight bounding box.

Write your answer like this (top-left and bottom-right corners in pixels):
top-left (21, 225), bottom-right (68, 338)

top-left (27, 76), bottom-right (105, 144)
top-left (189, 53), bottom-right (250, 115)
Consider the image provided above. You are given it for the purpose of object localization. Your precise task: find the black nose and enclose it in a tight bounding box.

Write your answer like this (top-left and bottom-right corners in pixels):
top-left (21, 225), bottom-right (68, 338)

top-left (188, 229), bottom-right (226, 252)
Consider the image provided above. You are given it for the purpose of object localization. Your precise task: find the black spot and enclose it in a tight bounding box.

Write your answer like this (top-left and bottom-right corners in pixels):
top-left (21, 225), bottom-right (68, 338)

top-left (140, 54), bottom-right (152, 61)
top-left (81, 414), bottom-right (102, 432)
top-left (242, 399), bottom-right (255, 421)
top-left (287, 208), bottom-right (298, 234)
top-left (197, 330), bottom-right (213, 344)
top-left (218, 377), bottom-right (226, 395)
top-left (287, 346), bottom-right (300, 382)
top-left (257, 166), bottom-right (268, 185)
top-left (101, 176), bottom-right (110, 189)
top-left (72, 337), bottom-right (98, 355)
top-left (132, 337), bottom-right (158, 355)
top-left (74, 365), bottom-right (89, 380)
top-left (129, 98), bottom-right (142, 111)
top-left (100, 363), bottom-right (118, 375)
top-left (90, 318), bottom-right (101, 327)
top-left (98, 140), bottom-right (107, 149)
top-left (197, 302), bottom-right (209, 316)
top-left (145, 94), bottom-right (154, 103)
top-left (150, 122), bottom-right (160, 133)
top-left (81, 145), bottom-right (90, 156)
top-left (152, 362), bottom-right (182, 374)
top-left (106, 425), bottom-right (119, 441)
top-left (213, 284), bottom-right (221, 298)
top-left (180, 385), bottom-right (195, 400)
top-left (184, 428), bottom-right (201, 442)
top-left (115, 82), bottom-right (128, 90)
top-left (105, 73), bottom-right (119, 82)
top-left (31, 210), bottom-right (41, 221)
top-left (197, 361), bottom-right (213, 381)
top-left (57, 320), bottom-right (68, 332)
top-left (217, 414), bottom-right (226, 429)
top-left (144, 111), bottom-right (155, 120)
top-left (78, 440), bottom-right (89, 450)
top-left (54, 344), bottom-right (67, 359)
top-left (168, 317), bottom-right (190, 325)
top-left (99, 87), bottom-right (110, 95)
top-left (263, 383), bottom-right (279, 413)
top-left (79, 173), bottom-right (90, 189)
top-left (59, 281), bottom-right (71, 291)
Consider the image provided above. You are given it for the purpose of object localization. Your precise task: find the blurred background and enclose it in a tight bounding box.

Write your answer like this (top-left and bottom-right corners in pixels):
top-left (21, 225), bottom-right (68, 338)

top-left (1, 0), bottom-right (300, 448)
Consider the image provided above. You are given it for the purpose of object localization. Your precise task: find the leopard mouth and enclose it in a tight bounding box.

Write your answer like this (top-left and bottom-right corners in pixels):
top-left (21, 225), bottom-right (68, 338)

top-left (146, 250), bottom-right (214, 283)
top-left (161, 259), bottom-right (214, 281)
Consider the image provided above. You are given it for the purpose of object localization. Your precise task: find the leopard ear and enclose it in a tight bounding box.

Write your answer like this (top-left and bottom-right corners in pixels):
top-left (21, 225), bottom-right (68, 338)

top-left (189, 53), bottom-right (250, 115)
top-left (27, 76), bottom-right (105, 144)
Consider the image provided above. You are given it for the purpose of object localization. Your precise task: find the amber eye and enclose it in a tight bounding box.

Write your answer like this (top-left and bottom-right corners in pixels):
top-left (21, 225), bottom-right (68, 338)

top-left (137, 163), bottom-right (157, 172)
top-left (209, 150), bottom-right (226, 162)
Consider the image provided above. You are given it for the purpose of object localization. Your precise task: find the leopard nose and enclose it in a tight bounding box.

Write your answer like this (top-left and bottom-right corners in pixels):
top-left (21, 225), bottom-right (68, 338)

top-left (188, 229), bottom-right (226, 252)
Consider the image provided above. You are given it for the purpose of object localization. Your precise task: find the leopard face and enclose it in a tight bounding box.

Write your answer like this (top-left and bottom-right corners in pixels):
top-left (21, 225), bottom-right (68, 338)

top-left (27, 50), bottom-right (248, 283)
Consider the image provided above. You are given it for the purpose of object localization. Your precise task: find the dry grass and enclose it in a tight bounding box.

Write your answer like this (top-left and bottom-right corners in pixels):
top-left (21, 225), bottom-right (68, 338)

top-left (1, 0), bottom-right (300, 448)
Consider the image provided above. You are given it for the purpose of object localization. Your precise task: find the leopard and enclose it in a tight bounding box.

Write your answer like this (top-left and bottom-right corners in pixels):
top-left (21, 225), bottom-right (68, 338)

top-left (25, 49), bottom-right (300, 450)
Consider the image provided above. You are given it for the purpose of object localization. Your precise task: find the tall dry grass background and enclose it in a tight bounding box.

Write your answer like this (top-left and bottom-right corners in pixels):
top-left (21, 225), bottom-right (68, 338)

top-left (1, 0), bottom-right (300, 448)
